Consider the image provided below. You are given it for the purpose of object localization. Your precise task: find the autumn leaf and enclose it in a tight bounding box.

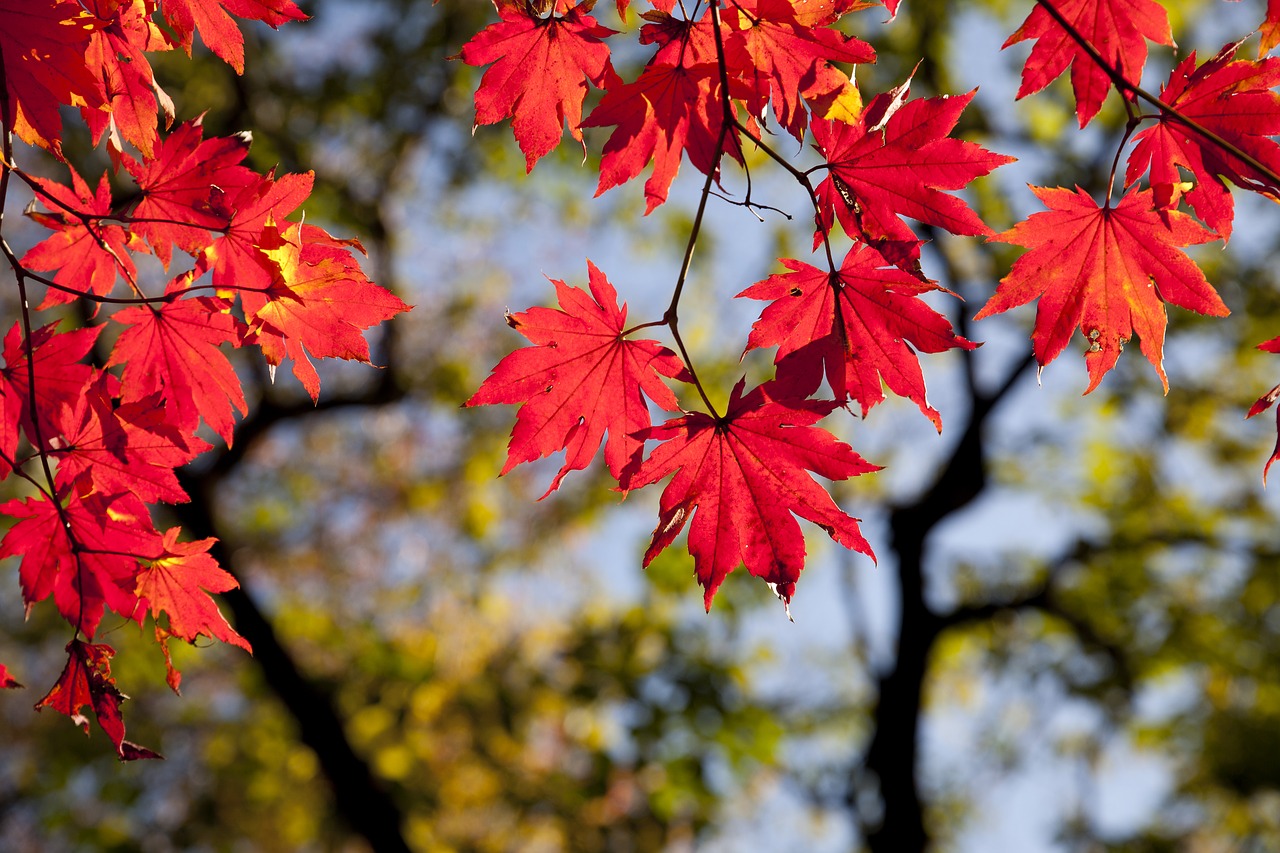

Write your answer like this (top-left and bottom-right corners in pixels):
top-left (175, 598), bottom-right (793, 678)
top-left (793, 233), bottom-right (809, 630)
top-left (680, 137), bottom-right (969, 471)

top-left (0, 663), bottom-right (21, 689)
top-left (199, 170), bottom-right (314, 292)
top-left (813, 84), bottom-right (1014, 273)
top-left (133, 529), bottom-right (246, 648)
top-left (975, 185), bottom-right (1229, 393)
top-left (585, 0), bottom-right (759, 218)
top-left (79, 0), bottom-right (173, 159)
top-left (109, 295), bottom-right (248, 446)
top-left (0, 0), bottom-right (104, 157)
top-left (1004, 0), bottom-right (1173, 127)
top-left (466, 261), bottom-right (689, 496)
top-left (738, 244), bottom-right (976, 430)
top-left (639, 0), bottom-right (718, 67)
top-left (1260, 0), bottom-right (1280, 57)
top-left (21, 166), bottom-right (143, 312)
top-left (47, 372), bottom-right (132, 495)
top-left (158, 0), bottom-right (307, 74)
top-left (36, 640), bottom-right (161, 761)
top-left (50, 371), bottom-right (207, 504)
top-left (242, 221), bottom-right (410, 400)
top-left (1125, 43), bottom-right (1280, 240)
top-left (582, 59), bottom-right (735, 214)
top-left (1246, 336), bottom-right (1280, 483)
top-left (459, 0), bottom-right (618, 170)
top-left (133, 527), bottom-right (249, 694)
top-left (0, 490), bottom-right (160, 639)
top-left (123, 117), bottom-right (258, 266)
top-left (721, 0), bottom-right (874, 140)
top-left (0, 380), bottom-right (18, 476)
top-left (2, 321), bottom-right (107, 446)
top-left (622, 380), bottom-right (878, 613)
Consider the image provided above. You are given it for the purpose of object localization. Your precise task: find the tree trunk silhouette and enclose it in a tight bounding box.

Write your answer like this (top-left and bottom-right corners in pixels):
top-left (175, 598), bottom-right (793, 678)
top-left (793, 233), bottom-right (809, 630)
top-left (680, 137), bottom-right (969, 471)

top-left (858, 353), bottom-right (1030, 853)
top-left (175, 368), bottom-right (413, 853)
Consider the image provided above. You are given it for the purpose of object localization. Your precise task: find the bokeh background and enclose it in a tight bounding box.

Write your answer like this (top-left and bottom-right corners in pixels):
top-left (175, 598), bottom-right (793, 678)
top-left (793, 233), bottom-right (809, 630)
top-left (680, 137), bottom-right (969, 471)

top-left (4, 0), bottom-right (1280, 850)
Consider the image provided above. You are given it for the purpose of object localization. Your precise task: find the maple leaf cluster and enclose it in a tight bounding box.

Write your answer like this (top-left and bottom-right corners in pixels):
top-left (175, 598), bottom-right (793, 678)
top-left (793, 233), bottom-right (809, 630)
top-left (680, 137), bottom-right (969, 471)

top-left (988, 0), bottom-right (1280, 477)
top-left (462, 0), bottom-right (1008, 613)
top-left (0, 1), bottom-right (407, 758)
top-left (462, 0), bottom-right (1280, 614)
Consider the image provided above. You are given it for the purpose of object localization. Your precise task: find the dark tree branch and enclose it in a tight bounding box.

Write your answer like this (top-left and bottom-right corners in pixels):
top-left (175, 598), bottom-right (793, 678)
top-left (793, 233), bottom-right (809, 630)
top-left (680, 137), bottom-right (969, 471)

top-left (939, 550), bottom-right (1135, 696)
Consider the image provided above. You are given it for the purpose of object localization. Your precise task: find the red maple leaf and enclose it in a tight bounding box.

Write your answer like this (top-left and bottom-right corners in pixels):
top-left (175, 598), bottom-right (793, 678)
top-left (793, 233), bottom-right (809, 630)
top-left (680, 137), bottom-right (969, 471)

top-left (2, 321), bottom-right (107, 447)
top-left (79, 0), bottom-right (173, 159)
top-left (722, 0), bottom-right (874, 140)
top-left (109, 295), bottom-right (247, 446)
top-left (813, 83), bottom-right (1014, 273)
top-left (622, 380), bottom-right (878, 613)
top-left (584, 1), bottom-right (753, 214)
top-left (47, 372), bottom-right (129, 493)
top-left (36, 640), bottom-right (160, 760)
top-left (0, 663), bottom-right (20, 689)
top-left (133, 528), bottom-right (249, 689)
top-left (199, 170), bottom-right (314, 292)
top-left (21, 166), bottom-right (144, 312)
top-left (1125, 43), bottom-right (1280, 240)
top-left (738, 244), bottom-right (976, 430)
top-left (49, 373), bottom-right (205, 504)
top-left (241, 221), bottom-right (410, 400)
top-left (639, 1), bottom-right (718, 66)
top-left (0, 490), bottom-right (160, 639)
top-left (466, 261), bottom-right (689, 496)
top-left (123, 117), bottom-right (258, 266)
top-left (583, 59), bottom-right (736, 213)
top-left (158, 0), bottom-right (307, 74)
top-left (0, 380), bottom-right (18, 476)
top-left (1246, 336), bottom-right (1280, 483)
top-left (459, 0), bottom-right (618, 171)
top-left (0, 0), bottom-right (104, 157)
top-left (1004, 0), bottom-right (1173, 127)
top-left (975, 185), bottom-right (1229, 393)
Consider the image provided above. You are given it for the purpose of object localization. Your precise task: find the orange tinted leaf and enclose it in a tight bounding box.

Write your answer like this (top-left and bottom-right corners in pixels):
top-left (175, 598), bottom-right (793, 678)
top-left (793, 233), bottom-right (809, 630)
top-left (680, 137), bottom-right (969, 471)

top-left (159, 0), bottom-right (307, 74)
top-left (80, 0), bottom-right (172, 158)
top-left (0, 0), bottom-right (104, 156)
top-left (242, 221), bottom-right (409, 400)
top-left (722, 0), bottom-right (874, 140)
top-left (1004, 0), bottom-right (1172, 127)
top-left (1262, 0), bottom-right (1280, 56)
top-left (133, 528), bottom-right (249, 654)
top-left (976, 185), bottom-right (1229, 393)
top-left (199, 170), bottom-right (314, 292)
